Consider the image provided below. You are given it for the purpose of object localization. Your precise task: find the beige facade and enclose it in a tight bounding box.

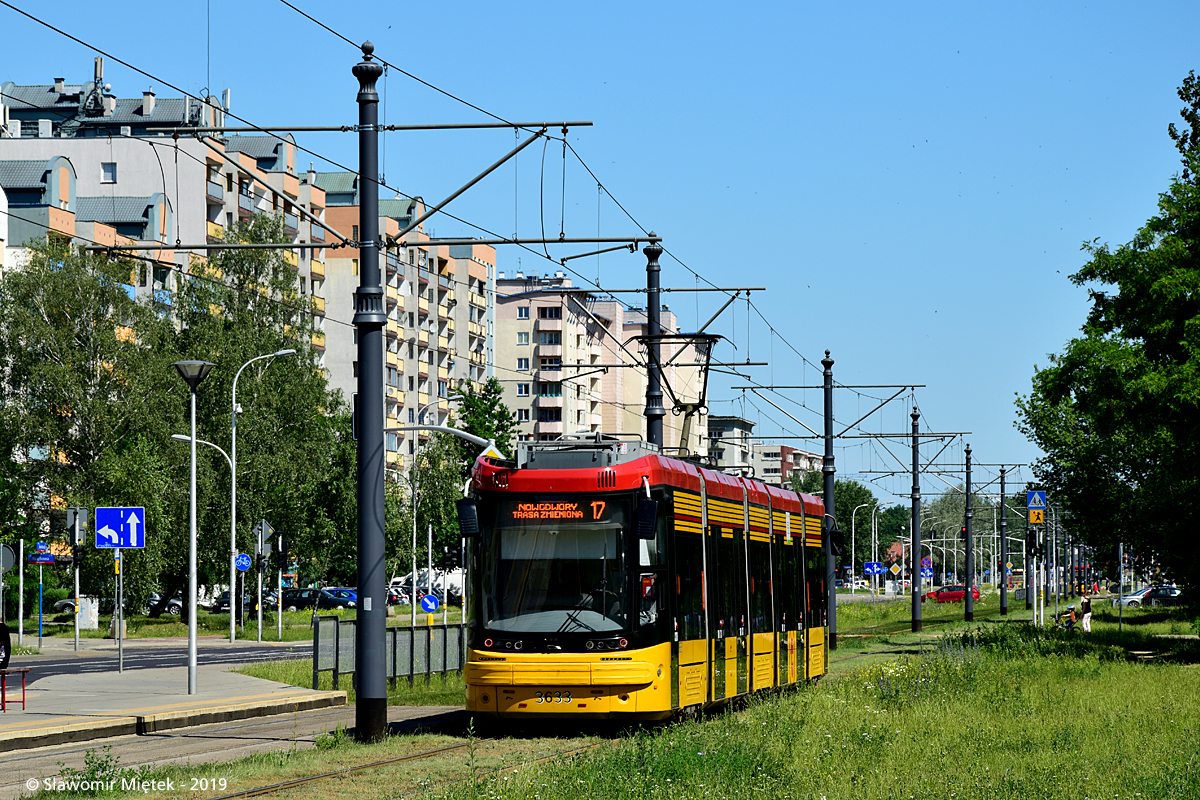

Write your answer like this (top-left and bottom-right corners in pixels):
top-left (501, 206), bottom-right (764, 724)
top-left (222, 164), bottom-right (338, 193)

top-left (317, 179), bottom-right (495, 469)
top-left (494, 273), bottom-right (708, 451)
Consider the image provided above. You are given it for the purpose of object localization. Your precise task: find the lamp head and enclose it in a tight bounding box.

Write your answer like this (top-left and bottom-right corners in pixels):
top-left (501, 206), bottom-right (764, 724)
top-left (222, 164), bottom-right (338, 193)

top-left (273, 348), bottom-right (297, 358)
top-left (171, 434), bottom-right (191, 443)
top-left (173, 360), bottom-right (216, 390)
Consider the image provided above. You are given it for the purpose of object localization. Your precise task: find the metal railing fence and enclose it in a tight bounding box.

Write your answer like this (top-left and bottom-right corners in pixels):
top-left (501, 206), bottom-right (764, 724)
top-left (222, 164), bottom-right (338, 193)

top-left (312, 616), bottom-right (466, 690)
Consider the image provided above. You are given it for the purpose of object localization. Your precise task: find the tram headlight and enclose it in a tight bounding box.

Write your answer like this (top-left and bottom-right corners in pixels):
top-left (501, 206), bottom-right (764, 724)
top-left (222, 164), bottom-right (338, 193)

top-left (619, 638), bottom-right (628, 649)
top-left (505, 641), bottom-right (513, 649)
top-left (585, 640), bottom-right (595, 650)
top-left (514, 640), bottom-right (524, 651)
top-left (484, 638), bottom-right (493, 648)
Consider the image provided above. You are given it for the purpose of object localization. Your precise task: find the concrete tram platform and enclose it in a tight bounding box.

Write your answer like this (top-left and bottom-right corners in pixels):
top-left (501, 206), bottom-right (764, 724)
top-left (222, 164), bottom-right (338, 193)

top-left (0, 662), bottom-right (345, 752)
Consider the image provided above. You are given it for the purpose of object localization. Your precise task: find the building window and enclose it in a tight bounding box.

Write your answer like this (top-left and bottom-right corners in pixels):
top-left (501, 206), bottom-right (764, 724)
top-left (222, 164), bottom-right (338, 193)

top-left (386, 434), bottom-right (398, 452)
top-left (438, 380), bottom-right (448, 398)
top-left (517, 331), bottom-right (530, 346)
top-left (516, 408), bottom-right (530, 422)
top-left (539, 357), bottom-right (561, 371)
top-left (538, 306), bottom-right (562, 320)
top-left (352, 225), bottom-right (359, 242)
top-left (408, 376), bottom-right (414, 391)
top-left (538, 331), bottom-right (561, 346)
top-left (408, 408), bottom-right (415, 423)
top-left (538, 408), bottom-right (562, 422)
top-left (517, 383), bottom-right (530, 397)
top-left (517, 306), bottom-right (529, 320)
top-left (352, 361), bottom-right (358, 377)
top-left (101, 162), bottom-right (117, 183)
top-left (517, 357), bottom-right (530, 371)
top-left (536, 381), bottom-right (562, 397)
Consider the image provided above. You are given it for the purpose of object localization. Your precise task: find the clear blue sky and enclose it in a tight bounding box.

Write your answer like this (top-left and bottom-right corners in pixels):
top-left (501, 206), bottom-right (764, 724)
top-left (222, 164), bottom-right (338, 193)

top-left (6, 0), bottom-right (1198, 500)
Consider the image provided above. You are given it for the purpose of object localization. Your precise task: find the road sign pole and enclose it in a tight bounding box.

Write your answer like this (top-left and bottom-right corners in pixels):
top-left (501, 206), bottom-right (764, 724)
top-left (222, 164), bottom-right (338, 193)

top-left (117, 548), bottom-right (123, 674)
top-left (278, 534), bottom-right (283, 642)
top-left (38, 566), bottom-right (43, 647)
top-left (17, 539), bottom-right (24, 647)
top-left (999, 468), bottom-right (1008, 616)
top-left (911, 407), bottom-right (922, 633)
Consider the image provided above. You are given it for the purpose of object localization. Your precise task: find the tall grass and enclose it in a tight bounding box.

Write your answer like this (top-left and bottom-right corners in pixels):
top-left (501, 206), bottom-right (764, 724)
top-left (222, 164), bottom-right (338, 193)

top-left (233, 657), bottom-right (466, 707)
top-left (440, 623), bottom-right (1200, 800)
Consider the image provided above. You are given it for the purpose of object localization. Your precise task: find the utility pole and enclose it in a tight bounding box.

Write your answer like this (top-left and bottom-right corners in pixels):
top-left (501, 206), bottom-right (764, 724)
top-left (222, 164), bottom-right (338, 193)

top-left (822, 351), bottom-right (837, 650)
top-left (353, 41), bottom-right (388, 743)
top-left (999, 467), bottom-right (1008, 616)
top-left (910, 407), bottom-right (922, 632)
top-left (643, 237), bottom-right (665, 449)
top-left (964, 444), bottom-right (974, 622)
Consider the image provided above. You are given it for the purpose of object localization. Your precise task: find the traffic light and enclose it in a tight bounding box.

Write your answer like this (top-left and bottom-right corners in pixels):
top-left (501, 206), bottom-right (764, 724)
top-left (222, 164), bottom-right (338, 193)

top-left (960, 526), bottom-right (967, 542)
top-left (1025, 527), bottom-right (1037, 558)
top-left (277, 538), bottom-right (288, 571)
top-left (66, 507), bottom-right (86, 565)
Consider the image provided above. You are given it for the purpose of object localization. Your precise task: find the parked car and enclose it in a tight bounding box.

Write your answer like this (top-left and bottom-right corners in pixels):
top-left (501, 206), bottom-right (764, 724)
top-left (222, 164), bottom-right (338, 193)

top-left (325, 588), bottom-right (358, 605)
top-left (1117, 586), bottom-right (1181, 607)
top-left (211, 591), bottom-right (279, 614)
top-left (1113, 587), bottom-right (1152, 607)
top-left (143, 593), bottom-right (183, 616)
top-left (281, 588), bottom-right (355, 612)
top-left (923, 585), bottom-right (981, 603)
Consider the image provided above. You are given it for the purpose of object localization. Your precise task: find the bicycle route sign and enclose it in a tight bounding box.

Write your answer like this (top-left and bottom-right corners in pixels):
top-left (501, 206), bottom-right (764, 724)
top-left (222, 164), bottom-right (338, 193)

top-left (235, 553), bottom-right (253, 571)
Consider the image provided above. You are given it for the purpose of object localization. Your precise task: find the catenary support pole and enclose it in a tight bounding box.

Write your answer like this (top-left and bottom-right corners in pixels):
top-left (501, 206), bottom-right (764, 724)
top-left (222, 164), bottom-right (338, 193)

top-left (278, 533), bottom-right (283, 641)
top-left (353, 41), bottom-right (388, 743)
top-left (822, 351), bottom-right (837, 650)
top-left (911, 408), bottom-right (922, 632)
top-left (1000, 467), bottom-right (1008, 615)
top-left (188, 387), bottom-right (198, 693)
top-left (644, 236), bottom-right (665, 449)
top-left (964, 444), bottom-right (974, 622)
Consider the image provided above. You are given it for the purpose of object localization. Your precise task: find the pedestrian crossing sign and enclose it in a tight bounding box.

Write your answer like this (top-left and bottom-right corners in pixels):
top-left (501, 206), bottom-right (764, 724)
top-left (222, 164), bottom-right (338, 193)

top-left (1026, 491), bottom-right (1046, 510)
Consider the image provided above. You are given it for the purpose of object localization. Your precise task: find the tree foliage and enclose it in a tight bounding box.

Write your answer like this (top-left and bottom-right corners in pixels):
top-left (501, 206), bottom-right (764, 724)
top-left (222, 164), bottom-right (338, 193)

top-left (452, 377), bottom-right (516, 470)
top-left (1017, 73), bottom-right (1200, 592)
top-left (791, 471), bottom-right (879, 569)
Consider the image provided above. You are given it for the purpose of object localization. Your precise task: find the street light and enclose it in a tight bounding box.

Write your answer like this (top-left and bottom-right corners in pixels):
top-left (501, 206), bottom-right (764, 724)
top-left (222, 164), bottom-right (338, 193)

top-left (402, 394), bottom-right (463, 628)
top-left (871, 501), bottom-right (895, 593)
top-left (172, 360), bottom-right (215, 695)
top-left (171, 434), bottom-right (234, 628)
top-left (850, 503), bottom-right (871, 595)
top-left (231, 349), bottom-right (296, 645)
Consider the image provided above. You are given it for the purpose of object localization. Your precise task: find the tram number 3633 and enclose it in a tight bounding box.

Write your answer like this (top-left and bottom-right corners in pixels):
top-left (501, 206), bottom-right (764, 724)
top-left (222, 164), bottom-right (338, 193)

top-left (535, 690), bottom-right (572, 704)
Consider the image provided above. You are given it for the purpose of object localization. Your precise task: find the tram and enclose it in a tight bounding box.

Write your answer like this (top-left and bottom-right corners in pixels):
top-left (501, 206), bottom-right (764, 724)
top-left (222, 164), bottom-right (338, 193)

top-left (457, 436), bottom-right (829, 721)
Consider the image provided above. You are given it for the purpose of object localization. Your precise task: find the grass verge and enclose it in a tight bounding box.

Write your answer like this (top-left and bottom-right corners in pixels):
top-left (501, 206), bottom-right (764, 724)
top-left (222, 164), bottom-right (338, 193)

top-left (232, 658), bottom-right (466, 706)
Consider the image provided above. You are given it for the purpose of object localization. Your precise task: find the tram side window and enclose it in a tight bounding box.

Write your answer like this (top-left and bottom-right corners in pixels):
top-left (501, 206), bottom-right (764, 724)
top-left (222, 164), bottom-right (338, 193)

top-left (749, 538), bottom-right (772, 634)
top-left (715, 527), bottom-right (747, 637)
top-left (775, 539), bottom-right (797, 630)
top-left (674, 531), bottom-right (704, 641)
top-left (805, 546), bottom-right (826, 628)
top-left (638, 495), bottom-right (668, 630)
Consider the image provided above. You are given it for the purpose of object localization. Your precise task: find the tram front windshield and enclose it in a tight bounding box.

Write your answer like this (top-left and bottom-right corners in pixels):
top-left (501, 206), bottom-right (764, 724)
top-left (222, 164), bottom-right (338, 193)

top-left (484, 499), bottom-right (628, 634)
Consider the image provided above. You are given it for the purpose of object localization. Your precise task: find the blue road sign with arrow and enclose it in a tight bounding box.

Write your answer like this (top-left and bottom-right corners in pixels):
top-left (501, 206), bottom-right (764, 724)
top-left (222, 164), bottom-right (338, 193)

top-left (235, 553), bottom-right (252, 571)
top-left (920, 568), bottom-right (934, 578)
top-left (420, 594), bottom-right (440, 613)
top-left (94, 507), bottom-right (146, 549)
top-left (863, 561), bottom-right (884, 575)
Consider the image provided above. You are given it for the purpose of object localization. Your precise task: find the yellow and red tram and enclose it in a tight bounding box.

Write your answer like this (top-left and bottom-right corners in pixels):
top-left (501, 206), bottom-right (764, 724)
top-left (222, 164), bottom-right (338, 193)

top-left (459, 438), bottom-right (828, 721)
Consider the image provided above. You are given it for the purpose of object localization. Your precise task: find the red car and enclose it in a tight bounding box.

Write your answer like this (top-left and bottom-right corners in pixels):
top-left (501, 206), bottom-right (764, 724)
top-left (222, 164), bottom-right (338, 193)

top-left (923, 585), bottom-right (980, 603)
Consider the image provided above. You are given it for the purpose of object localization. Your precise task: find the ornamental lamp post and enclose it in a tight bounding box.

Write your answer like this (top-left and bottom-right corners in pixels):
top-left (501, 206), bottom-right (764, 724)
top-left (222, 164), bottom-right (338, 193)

top-left (172, 360), bottom-right (215, 695)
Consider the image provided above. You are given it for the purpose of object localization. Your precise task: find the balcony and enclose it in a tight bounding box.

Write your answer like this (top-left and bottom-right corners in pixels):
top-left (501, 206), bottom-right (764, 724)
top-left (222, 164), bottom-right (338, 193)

top-left (445, 318), bottom-right (455, 333)
top-left (283, 249), bottom-right (299, 269)
top-left (386, 284), bottom-right (399, 306)
top-left (312, 295), bottom-right (325, 315)
top-left (418, 392), bottom-right (429, 406)
top-left (206, 219), bottom-right (224, 242)
top-left (311, 330), bottom-right (326, 350)
top-left (446, 289), bottom-right (455, 304)
top-left (418, 297), bottom-right (429, 315)
top-left (416, 266), bottom-right (431, 284)
top-left (417, 329), bottom-right (429, 345)
top-left (283, 211), bottom-right (299, 237)
top-left (311, 224), bottom-right (326, 244)
top-left (310, 260), bottom-right (325, 280)
top-left (238, 192), bottom-right (255, 217)
top-left (437, 335), bottom-right (449, 351)
top-left (590, 342), bottom-right (602, 358)
top-left (438, 273), bottom-right (451, 289)
top-left (153, 288), bottom-right (172, 308)
top-left (535, 344), bottom-right (563, 358)
top-left (590, 413), bottom-right (603, 427)
top-left (438, 366), bottom-right (449, 381)
top-left (206, 180), bottom-right (224, 203)
top-left (385, 251), bottom-right (399, 275)
top-left (535, 420), bottom-right (564, 435)
top-left (470, 351), bottom-right (486, 366)
top-left (469, 292), bottom-right (487, 309)
top-left (534, 317), bottom-right (563, 332)
top-left (386, 350), bottom-right (399, 367)
top-left (469, 321), bottom-right (484, 338)
top-left (438, 302), bottom-right (451, 320)
top-left (534, 395), bottom-right (563, 409)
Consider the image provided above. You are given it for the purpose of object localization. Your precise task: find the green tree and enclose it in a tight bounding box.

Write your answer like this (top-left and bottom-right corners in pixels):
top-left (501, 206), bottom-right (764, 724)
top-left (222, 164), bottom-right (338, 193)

top-left (0, 239), bottom-right (185, 605)
top-left (452, 377), bottom-right (516, 469)
top-left (1017, 72), bottom-right (1200, 593)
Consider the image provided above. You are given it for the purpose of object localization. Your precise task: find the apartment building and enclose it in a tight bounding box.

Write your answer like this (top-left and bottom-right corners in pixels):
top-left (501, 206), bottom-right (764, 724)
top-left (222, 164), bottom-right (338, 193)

top-left (708, 415), bottom-right (820, 486)
top-left (494, 272), bottom-right (707, 451)
top-left (316, 175), bottom-right (495, 469)
top-left (1, 63), bottom-right (330, 366)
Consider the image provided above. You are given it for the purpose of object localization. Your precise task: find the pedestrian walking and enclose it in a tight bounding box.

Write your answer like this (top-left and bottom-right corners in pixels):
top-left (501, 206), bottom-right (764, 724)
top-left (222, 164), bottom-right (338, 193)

top-left (0, 618), bottom-right (10, 670)
top-left (1080, 591), bottom-right (1093, 633)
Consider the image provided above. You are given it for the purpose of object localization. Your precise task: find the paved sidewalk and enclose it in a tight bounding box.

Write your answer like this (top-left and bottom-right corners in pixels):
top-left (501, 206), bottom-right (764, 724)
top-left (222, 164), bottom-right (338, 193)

top-left (0, 651), bottom-right (343, 752)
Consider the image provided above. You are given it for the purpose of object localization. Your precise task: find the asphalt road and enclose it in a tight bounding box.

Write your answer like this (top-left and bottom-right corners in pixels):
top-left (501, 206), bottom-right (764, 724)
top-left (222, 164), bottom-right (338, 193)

top-left (12, 642), bottom-right (309, 683)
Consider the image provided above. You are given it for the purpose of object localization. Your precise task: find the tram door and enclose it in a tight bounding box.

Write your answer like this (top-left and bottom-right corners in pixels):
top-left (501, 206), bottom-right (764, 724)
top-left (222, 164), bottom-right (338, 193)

top-left (708, 520), bottom-right (747, 699)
